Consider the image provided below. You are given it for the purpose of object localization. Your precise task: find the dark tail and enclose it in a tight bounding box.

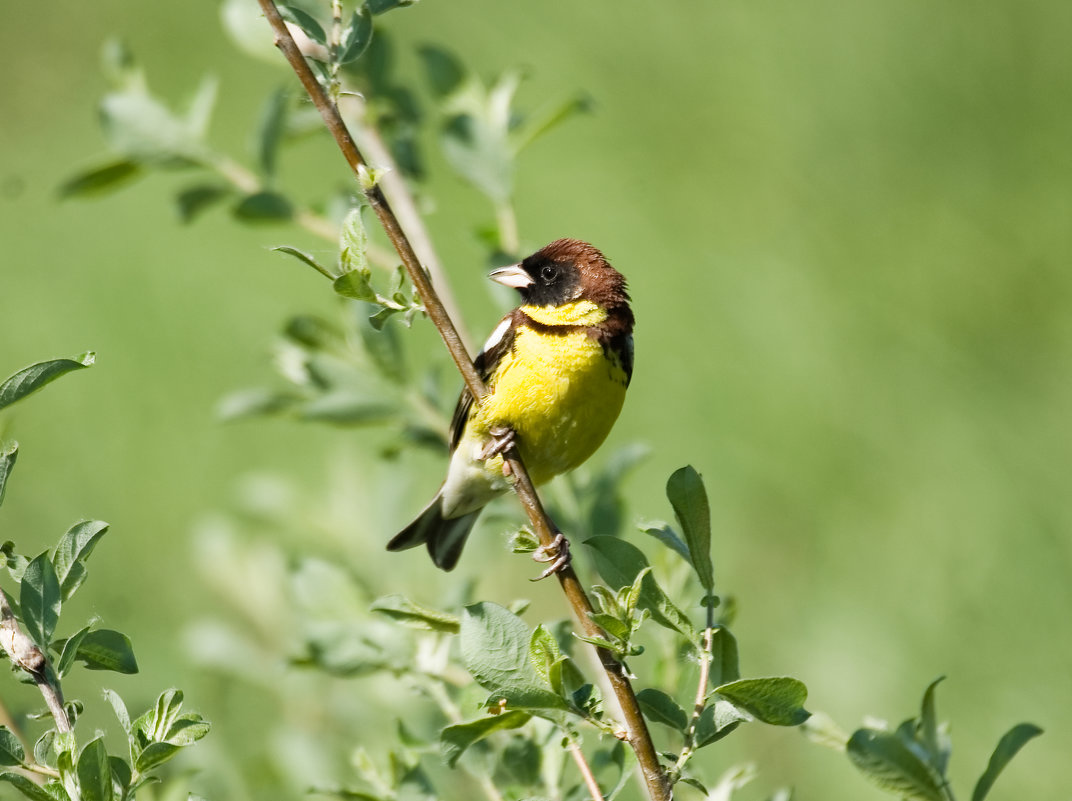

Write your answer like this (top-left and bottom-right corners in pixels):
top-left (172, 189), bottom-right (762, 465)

top-left (386, 494), bottom-right (480, 571)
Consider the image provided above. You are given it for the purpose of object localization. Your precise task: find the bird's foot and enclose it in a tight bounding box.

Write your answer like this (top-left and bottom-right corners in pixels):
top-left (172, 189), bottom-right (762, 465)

top-left (478, 426), bottom-right (516, 462)
top-left (531, 531), bottom-right (571, 581)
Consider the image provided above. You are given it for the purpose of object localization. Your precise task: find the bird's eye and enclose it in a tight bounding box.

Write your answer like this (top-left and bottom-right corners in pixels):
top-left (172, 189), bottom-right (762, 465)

top-left (540, 264), bottom-right (558, 283)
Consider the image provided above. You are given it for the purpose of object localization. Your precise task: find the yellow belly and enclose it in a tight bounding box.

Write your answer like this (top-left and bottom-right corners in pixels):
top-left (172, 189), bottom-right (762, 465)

top-left (471, 325), bottom-right (629, 485)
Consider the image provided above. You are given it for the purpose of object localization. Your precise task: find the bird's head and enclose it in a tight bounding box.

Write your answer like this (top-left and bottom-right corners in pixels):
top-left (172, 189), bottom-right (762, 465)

top-left (489, 238), bottom-right (629, 310)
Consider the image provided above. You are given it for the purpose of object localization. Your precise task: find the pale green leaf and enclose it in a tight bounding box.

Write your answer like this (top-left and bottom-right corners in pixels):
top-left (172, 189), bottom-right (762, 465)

top-left (440, 710), bottom-right (530, 767)
top-left (460, 603), bottom-right (568, 712)
top-left (715, 677), bottom-right (809, 726)
top-left (58, 160), bottom-right (144, 198)
top-left (636, 688), bottom-right (688, 732)
top-left (74, 629), bottom-right (138, 674)
top-left (666, 466), bottom-right (713, 591)
top-left (971, 723), bottom-right (1043, 801)
top-left (847, 728), bottom-right (947, 801)
top-left (0, 442), bottom-right (16, 508)
top-left (0, 727), bottom-right (24, 767)
top-left (0, 353), bottom-right (95, 411)
top-left (76, 738), bottom-right (113, 801)
top-left (52, 520), bottom-right (109, 602)
top-left (370, 594), bottom-right (460, 633)
top-left (20, 553), bottom-right (61, 649)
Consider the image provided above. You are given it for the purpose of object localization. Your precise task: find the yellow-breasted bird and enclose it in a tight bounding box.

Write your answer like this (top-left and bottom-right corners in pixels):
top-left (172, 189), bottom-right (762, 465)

top-left (387, 238), bottom-right (634, 571)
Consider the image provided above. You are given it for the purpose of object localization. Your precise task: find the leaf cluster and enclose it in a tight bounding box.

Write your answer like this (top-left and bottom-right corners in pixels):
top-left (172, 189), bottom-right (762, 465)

top-left (843, 677), bottom-right (1042, 801)
top-left (0, 357), bottom-right (210, 801)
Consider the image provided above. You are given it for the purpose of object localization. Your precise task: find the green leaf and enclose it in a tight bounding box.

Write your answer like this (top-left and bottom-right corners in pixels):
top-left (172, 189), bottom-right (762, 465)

top-left (971, 723), bottom-right (1043, 801)
top-left (0, 353), bottom-right (95, 411)
top-left (919, 676), bottom-right (943, 753)
top-left (666, 466), bottom-right (714, 591)
top-left (0, 771), bottom-right (55, 801)
top-left (498, 735), bottom-right (542, 788)
top-left (511, 92), bottom-right (593, 154)
top-left (232, 191), bottom-right (293, 222)
top-left (134, 742), bottom-right (181, 773)
top-left (55, 626), bottom-right (91, 678)
top-left (636, 688), bottom-right (688, 732)
top-left (272, 246), bottom-right (335, 280)
top-left (33, 731), bottom-right (58, 770)
top-left (102, 689), bottom-right (132, 734)
top-left (163, 714), bottom-right (211, 746)
top-left (254, 87), bottom-right (288, 179)
top-left (339, 207), bottom-right (370, 275)
top-left (370, 594), bottom-right (460, 633)
top-left (109, 757), bottom-right (131, 794)
top-left (0, 442), bottom-right (17, 507)
top-left (709, 626), bottom-right (740, 686)
top-left (368, 306), bottom-right (400, 330)
top-left (0, 727), bottom-right (24, 767)
top-left (368, 0), bottom-right (416, 14)
top-left (339, 6), bottom-right (373, 64)
top-left (74, 629), bottom-right (138, 674)
top-left (584, 536), bottom-right (696, 638)
top-left (58, 160), bottom-right (143, 198)
top-left (137, 689), bottom-right (185, 742)
top-left (357, 309), bottom-right (406, 383)
top-left (281, 5), bottom-right (327, 45)
top-left (440, 710), bottom-right (530, 767)
top-left (185, 75), bottom-right (218, 142)
top-left (176, 184), bottom-right (230, 223)
top-left (638, 520), bottom-right (691, 563)
top-left (298, 393), bottom-right (396, 425)
top-left (77, 738), bottom-right (113, 801)
top-left (714, 677), bottom-right (809, 726)
top-left (694, 698), bottom-right (748, 747)
top-left (918, 676), bottom-right (950, 774)
top-left (20, 553), bottom-right (61, 649)
top-left (528, 624), bottom-right (562, 684)
top-left (418, 45), bottom-right (465, 98)
top-left (98, 58), bottom-right (212, 164)
top-left (334, 270), bottom-right (376, 302)
top-left (216, 388), bottom-right (300, 422)
top-left (847, 728), bottom-right (947, 801)
top-left (52, 520), bottom-right (109, 602)
top-left (460, 603), bottom-right (568, 712)
top-left (285, 314), bottom-right (345, 350)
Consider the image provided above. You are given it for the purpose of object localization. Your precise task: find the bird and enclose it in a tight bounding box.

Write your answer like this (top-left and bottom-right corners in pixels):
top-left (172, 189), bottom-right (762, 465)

top-left (387, 238), bottom-right (634, 571)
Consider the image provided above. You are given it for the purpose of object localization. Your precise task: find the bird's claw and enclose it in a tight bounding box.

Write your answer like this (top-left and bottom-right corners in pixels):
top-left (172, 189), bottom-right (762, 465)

top-left (530, 532), bottom-right (571, 581)
top-left (479, 425), bottom-right (516, 462)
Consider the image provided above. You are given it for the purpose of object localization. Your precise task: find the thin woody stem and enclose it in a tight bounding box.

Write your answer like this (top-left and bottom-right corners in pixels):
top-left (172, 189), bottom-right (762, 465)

top-left (569, 741), bottom-right (605, 801)
top-left (674, 603), bottom-right (717, 776)
top-left (418, 676), bottom-right (506, 801)
top-left (0, 592), bottom-right (70, 734)
top-left (259, 0), bottom-right (480, 393)
top-left (255, 4), bottom-right (669, 799)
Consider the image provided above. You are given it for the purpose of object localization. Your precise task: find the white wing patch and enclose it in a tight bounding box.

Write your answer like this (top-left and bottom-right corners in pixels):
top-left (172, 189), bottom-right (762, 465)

top-left (480, 316), bottom-right (512, 359)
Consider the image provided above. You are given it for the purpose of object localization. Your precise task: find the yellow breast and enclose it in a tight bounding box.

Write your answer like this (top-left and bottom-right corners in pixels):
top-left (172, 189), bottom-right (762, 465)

top-left (471, 315), bottom-right (629, 485)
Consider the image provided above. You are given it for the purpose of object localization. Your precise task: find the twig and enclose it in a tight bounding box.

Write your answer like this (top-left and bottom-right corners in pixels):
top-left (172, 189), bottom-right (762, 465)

top-left (339, 94), bottom-right (472, 348)
top-left (255, 5), bottom-right (669, 799)
top-left (0, 592), bottom-right (70, 734)
top-left (569, 741), bottom-right (605, 801)
top-left (418, 675), bottom-right (506, 801)
top-left (674, 607), bottom-right (717, 777)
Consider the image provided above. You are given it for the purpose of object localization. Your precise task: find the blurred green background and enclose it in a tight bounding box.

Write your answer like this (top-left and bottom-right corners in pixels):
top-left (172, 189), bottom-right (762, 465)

top-left (1, 0), bottom-right (1068, 798)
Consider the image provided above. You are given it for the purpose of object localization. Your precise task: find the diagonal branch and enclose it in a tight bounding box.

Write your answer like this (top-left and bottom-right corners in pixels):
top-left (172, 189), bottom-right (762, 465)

top-left (0, 591), bottom-right (70, 734)
top-left (254, 4), bottom-right (669, 799)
